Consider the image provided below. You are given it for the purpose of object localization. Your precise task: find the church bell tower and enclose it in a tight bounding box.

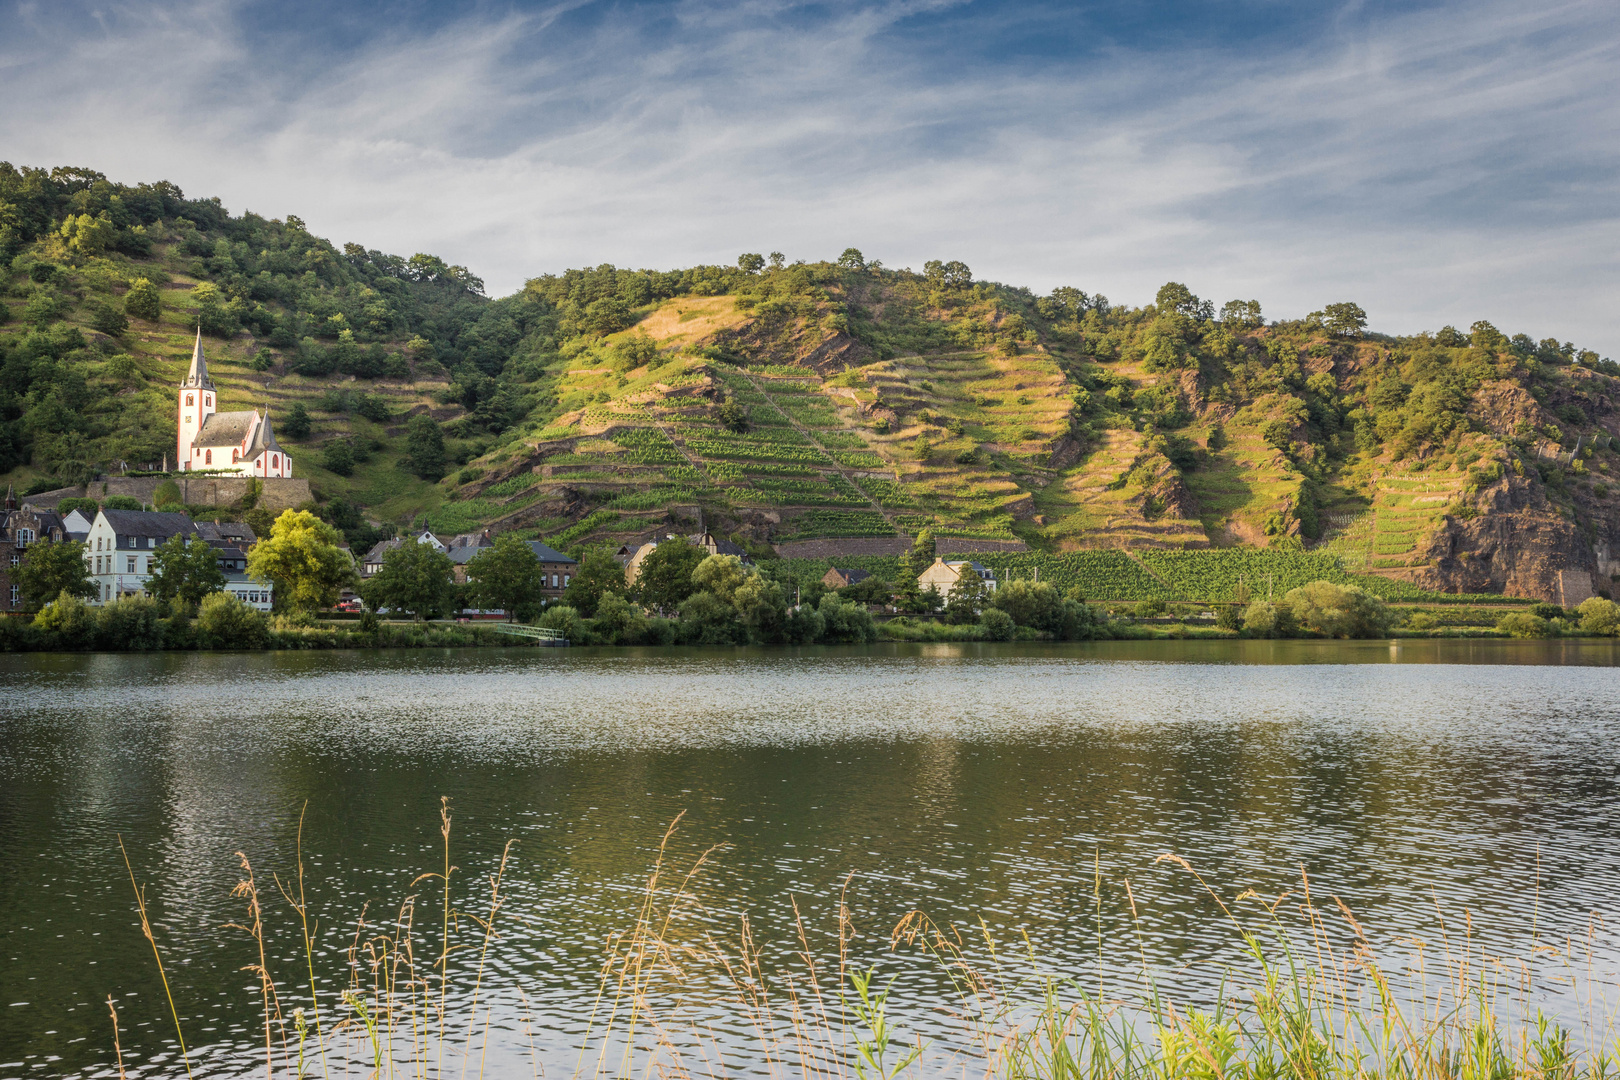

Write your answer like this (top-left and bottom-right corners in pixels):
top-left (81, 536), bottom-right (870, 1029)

top-left (177, 329), bottom-right (216, 471)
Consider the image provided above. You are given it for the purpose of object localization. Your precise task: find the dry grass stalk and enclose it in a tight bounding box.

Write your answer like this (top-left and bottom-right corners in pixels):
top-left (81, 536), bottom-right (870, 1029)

top-left (111, 814), bottom-right (1620, 1080)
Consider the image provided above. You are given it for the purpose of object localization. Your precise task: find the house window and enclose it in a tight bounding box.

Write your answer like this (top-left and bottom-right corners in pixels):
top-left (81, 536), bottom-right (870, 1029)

top-left (551, 573), bottom-right (558, 588)
top-left (205, 450), bottom-right (212, 465)
top-left (564, 574), bottom-right (570, 586)
top-left (8, 554), bottom-right (18, 568)
top-left (147, 537), bottom-right (155, 548)
top-left (126, 556), bottom-right (136, 574)
top-left (145, 557), bottom-right (153, 573)
top-left (9, 585), bottom-right (18, 607)
top-left (16, 528), bottom-right (33, 547)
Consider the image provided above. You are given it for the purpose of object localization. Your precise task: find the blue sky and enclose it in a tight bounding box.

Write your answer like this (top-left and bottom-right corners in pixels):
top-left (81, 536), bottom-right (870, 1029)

top-left (3, 0), bottom-right (1617, 352)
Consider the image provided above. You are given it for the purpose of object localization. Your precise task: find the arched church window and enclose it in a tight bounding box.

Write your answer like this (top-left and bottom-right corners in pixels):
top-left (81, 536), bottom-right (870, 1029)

top-left (205, 450), bottom-right (212, 465)
top-left (232, 449), bottom-right (239, 462)
top-left (186, 394), bottom-right (193, 406)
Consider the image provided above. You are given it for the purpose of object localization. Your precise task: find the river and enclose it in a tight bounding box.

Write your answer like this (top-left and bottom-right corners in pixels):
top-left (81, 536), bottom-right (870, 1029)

top-left (2, 640), bottom-right (1619, 1077)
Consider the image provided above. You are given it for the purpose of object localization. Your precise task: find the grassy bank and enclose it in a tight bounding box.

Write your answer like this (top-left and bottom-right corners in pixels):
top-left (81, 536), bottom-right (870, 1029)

top-left (103, 810), bottom-right (1619, 1079)
top-left (0, 613), bottom-right (538, 652)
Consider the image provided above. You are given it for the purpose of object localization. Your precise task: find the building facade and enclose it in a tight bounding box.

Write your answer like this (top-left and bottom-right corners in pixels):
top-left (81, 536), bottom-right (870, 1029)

top-left (1, 485), bottom-right (69, 611)
top-left (916, 557), bottom-right (997, 601)
top-left (177, 330), bottom-right (292, 477)
top-left (82, 509), bottom-right (272, 610)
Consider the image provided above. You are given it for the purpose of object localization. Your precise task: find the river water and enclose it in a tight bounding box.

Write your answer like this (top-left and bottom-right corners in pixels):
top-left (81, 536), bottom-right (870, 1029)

top-left (2, 640), bottom-right (1619, 1077)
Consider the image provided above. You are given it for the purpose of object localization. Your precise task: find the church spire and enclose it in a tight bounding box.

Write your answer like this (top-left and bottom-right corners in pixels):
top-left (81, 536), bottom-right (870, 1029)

top-left (182, 327), bottom-right (215, 390)
top-left (3, 482), bottom-right (15, 511)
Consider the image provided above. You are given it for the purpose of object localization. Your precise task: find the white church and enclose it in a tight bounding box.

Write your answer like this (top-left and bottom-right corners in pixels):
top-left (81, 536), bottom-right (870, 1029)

top-left (176, 330), bottom-right (292, 477)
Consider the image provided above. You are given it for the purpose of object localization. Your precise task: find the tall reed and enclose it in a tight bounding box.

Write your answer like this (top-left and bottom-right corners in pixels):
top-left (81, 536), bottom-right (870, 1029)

top-left (111, 811), bottom-right (1618, 1079)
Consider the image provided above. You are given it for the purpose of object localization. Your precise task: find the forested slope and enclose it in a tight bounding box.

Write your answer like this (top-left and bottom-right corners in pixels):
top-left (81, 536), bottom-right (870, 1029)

top-left (4, 163), bottom-right (1618, 602)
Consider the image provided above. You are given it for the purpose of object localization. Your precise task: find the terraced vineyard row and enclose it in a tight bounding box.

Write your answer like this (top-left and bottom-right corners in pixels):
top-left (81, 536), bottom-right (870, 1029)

top-left (769, 548), bottom-right (1528, 605)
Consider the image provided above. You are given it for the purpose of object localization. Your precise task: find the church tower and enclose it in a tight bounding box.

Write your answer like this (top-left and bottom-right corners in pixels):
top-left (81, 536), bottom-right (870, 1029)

top-left (177, 329), bottom-right (216, 471)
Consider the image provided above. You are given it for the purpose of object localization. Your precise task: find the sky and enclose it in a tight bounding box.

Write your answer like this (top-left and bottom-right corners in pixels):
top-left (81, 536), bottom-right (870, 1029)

top-left (2, 0), bottom-right (1617, 352)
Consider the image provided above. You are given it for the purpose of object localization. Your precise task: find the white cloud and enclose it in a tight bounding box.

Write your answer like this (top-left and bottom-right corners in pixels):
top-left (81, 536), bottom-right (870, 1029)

top-left (2, 0), bottom-right (1616, 350)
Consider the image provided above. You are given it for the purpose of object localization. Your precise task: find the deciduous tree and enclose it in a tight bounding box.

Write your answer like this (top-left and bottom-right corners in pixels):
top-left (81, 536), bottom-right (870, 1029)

top-left (15, 540), bottom-right (95, 610)
top-left (246, 509), bottom-right (354, 612)
top-left (563, 547), bottom-right (630, 618)
top-left (361, 540), bottom-right (454, 621)
top-left (146, 534), bottom-right (226, 608)
top-left (465, 534), bottom-right (543, 621)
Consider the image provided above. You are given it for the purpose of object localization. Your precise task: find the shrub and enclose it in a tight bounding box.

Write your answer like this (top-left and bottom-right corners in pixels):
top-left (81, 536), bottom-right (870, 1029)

top-left (323, 440), bottom-right (355, 476)
top-left (1243, 599), bottom-right (1298, 638)
top-left (102, 495), bottom-right (143, 511)
top-left (1134, 597), bottom-right (1166, 618)
top-left (96, 594), bottom-right (164, 650)
top-left (592, 593), bottom-right (648, 645)
top-left (1576, 596), bottom-right (1620, 636)
top-left (1281, 580), bottom-right (1392, 638)
top-left (537, 604), bottom-right (592, 644)
top-left (817, 593), bottom-right (876, 644)
top-left (197, 592), bottom-right (270, 648)
top-left (90, 301), bottom-right (128, 337)
top-left (124, 277), bottom-right (162, 321)
top-left (980, 607), bottom-right (1016, 640)
top-left (34, 590), bottom-right (97, 648)
top-left (1529, 602), bottom-right (1564, 621)
top-left (1497, 612), bottom-right (1554, 639)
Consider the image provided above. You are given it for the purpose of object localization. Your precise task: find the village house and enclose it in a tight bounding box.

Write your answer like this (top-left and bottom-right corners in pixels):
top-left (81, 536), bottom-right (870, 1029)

top-left (1, 485), bottom-right (69, 611)
top-left (528, 541), bottom-right (577, 599)
top-left (821, 567), bottom-right (871, 590)
top-left (360, 529), bottom-right (445, 577)
top-left (916, 557), bottom-right (997, 601)
top-left (81, 509), bottom-right (273, 610)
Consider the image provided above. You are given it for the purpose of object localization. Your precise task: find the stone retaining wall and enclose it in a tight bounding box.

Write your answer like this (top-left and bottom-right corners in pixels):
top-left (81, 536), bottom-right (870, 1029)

top-left (22, 476), bottom-right (312, 513)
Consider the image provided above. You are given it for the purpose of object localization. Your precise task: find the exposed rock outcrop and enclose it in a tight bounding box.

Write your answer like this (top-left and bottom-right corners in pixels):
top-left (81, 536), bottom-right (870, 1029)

top-left (1416, 474), bottom-right (1593, 602)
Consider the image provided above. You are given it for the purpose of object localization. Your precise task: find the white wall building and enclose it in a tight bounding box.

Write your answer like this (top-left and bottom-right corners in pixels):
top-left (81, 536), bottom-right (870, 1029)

top-left (176, 330), bottom-right (292, 477)
top-left (82, 509), bottom-right (273, 610)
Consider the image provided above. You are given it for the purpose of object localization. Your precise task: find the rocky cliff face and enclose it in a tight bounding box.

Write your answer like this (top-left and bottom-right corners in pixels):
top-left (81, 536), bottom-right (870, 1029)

top-left (1417, 473), bottom-right (1602, 604)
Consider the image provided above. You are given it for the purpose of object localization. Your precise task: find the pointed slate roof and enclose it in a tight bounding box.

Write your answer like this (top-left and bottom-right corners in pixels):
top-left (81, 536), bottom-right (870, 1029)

top-left (181, 328), bottom-right (215, 391)
top-left (244, 408), bottom-right (285, 460)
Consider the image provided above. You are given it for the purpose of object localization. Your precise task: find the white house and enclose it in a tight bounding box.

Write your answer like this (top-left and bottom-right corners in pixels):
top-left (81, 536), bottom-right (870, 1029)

top-left (176, 330), bottom-right (292, 477)
top-left (916, 557), bottom-right (997, 601)
top-left (82, 509), bottom-right (273, 610)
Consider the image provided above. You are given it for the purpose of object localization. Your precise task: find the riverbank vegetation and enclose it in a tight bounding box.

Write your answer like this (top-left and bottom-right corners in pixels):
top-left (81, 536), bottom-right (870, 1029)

top-left (100, 810), bottom-right (1620, 1079)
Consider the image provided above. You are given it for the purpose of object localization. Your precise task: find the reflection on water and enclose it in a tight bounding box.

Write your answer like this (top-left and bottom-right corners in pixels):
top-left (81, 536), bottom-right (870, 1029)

top-left (2, 640), bottom-right (1619, 1077)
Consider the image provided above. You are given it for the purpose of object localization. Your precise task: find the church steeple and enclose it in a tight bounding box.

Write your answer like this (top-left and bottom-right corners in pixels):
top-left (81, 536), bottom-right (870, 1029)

top-left (181, 327), bottom-right (215, 391)
top-left (3, 482), bottom-right (15, 510)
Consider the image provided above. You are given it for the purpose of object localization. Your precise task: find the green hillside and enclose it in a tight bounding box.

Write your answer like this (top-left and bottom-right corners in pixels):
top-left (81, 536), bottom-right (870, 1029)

top-left (5, 163), bottom-right (1619, 602)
